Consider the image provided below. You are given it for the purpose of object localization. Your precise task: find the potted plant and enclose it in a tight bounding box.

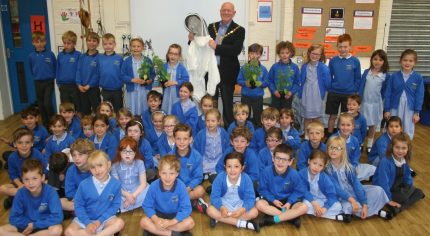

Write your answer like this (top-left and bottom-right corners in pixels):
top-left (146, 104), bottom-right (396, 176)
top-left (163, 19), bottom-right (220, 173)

top-left (276, 65), bottom-right (294, 97)
top-left (243, 59), bottom-right (262, 89)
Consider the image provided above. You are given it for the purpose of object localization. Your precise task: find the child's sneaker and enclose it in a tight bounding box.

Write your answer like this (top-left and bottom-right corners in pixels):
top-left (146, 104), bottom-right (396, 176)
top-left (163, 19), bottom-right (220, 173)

top-left (192, 198), bottom-right (208, 214)
top-left (209, 218), bottom-right (217, 228)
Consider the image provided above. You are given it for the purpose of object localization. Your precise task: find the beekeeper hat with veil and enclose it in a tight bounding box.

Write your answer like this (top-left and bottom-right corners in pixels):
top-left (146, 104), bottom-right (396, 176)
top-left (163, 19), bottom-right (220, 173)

top-left (185, 13), bottom-right (220, 102)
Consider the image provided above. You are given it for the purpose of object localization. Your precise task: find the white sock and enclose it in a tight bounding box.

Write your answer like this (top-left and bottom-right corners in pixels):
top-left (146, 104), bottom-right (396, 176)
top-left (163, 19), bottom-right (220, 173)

top-left (336, 214), bottom-right (344, 221)
top-left (379, 210), bottom-right (387, 218)
top-left (367, 138), bottom-right (374, 147)
top-left (237, 220), bottom-right (255, 230)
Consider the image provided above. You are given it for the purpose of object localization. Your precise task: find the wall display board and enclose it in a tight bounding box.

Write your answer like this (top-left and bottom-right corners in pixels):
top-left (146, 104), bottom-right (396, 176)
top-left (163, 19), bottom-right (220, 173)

top-left (292, 0), bottom-right (380, 58)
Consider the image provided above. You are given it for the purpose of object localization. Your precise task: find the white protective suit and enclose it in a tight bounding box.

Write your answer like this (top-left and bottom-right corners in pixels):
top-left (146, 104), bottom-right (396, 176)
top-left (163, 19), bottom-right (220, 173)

top-left (186, 36), bottom-right (220, 102)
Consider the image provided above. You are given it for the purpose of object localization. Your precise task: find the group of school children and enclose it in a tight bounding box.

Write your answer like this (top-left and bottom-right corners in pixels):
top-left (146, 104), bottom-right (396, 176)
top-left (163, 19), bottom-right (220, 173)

top-left (0, 29), bottom-right (425, 236)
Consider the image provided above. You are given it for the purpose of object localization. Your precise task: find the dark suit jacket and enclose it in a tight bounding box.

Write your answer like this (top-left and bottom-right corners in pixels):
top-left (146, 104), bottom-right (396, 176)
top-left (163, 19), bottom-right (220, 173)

top-left (208, 20), bottom-right (245, 85)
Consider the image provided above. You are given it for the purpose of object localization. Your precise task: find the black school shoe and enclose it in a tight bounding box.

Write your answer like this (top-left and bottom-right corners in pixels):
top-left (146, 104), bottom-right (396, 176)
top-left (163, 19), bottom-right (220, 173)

top-left (287, 217), bottom-right (301, 228)
top-left (336, 214), bottom-right (352, 223)
top-left (247, 220), bottom-right (260, 233)
top-left (259, 214), bottom-right (275, 227)
top-left (209, 218), bottom-right (217, 228)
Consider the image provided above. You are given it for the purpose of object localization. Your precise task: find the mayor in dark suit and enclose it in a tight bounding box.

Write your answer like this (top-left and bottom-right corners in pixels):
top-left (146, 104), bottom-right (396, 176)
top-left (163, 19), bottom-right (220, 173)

top-left (207, 2), bottom-right (245, 125)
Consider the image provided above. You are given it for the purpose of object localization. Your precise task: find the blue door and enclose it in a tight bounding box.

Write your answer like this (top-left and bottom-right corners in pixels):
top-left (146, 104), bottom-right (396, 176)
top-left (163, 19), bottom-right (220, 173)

top-left (1, 0), bottom-right (51, 112)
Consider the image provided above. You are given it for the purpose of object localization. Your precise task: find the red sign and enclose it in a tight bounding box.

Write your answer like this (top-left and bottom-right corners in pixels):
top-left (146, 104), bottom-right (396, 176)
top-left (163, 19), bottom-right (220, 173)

top-left (293, 42), bottom-right (312, 48)
top-left (30, 15), bottom-right (46, 33)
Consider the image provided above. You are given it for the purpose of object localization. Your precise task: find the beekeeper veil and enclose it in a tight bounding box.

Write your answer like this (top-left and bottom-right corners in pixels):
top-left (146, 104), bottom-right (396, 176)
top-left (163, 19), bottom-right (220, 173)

top-left (185, 13), bottom-right (208, 37)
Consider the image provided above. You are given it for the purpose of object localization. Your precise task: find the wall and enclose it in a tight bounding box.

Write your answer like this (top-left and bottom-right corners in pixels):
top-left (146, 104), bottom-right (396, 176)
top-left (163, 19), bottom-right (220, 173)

top-left (0, 17), bottom-right (14, 119)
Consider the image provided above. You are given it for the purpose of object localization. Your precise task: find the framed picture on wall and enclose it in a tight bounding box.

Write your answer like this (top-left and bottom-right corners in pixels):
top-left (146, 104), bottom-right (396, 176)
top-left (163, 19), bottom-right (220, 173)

top-left (330, 8), bottom-right (344, 19)
top-left (257, 1), bottom-right (273, 22)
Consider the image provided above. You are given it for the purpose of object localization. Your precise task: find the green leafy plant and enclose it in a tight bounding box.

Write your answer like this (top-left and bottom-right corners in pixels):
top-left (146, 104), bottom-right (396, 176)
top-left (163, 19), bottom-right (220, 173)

top-left (152, 55), bottom-right (169, 87)
top-left (276, 65), bottom-right (294, 96)
top-left (243, 59), bottom-right (262, 89)
top-left (138, 56), bottom-right (153, 81)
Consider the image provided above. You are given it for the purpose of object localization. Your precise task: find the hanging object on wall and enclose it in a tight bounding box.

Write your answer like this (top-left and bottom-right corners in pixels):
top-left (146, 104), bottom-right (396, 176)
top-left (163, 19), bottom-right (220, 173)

top-left (96, 0), bottom-right (105, 37)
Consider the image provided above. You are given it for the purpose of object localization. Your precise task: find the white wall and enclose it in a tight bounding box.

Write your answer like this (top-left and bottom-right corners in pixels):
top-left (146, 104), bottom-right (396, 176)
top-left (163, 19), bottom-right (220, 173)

top-left (0, 17), bottom-right (14, 120)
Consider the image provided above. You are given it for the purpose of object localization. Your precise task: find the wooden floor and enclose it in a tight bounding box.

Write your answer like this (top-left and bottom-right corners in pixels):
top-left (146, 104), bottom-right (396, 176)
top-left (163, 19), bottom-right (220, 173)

top-left (0, 114), bottom-right (429, 236)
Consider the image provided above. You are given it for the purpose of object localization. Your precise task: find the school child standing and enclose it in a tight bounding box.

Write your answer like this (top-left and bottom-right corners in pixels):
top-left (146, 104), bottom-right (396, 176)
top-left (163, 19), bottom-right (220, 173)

top-left (44, 115), bottom-right (75, 160)
top-left (237, 43), bottom-right (268, 127)
top-left (171, 82), bottom-right (199, 135)
top-left (61, 139), bottom-right (95, 211)
top-left (358, 49), bottom-right (390, 152)
top-left (98, 33), bottom-right (124, 112)
top-left (207, 152), bottom-right (260, 232)
top-left (121, 37), bottom-right (155, 115)
top-left (267, 41), bottom-right (300, 110)
top-left (372, 133), bottom-right (424, 216)
top-left (297, 121), bottom-right (326, 170)
top-left (57, 30), bottom-right (81, 108)
top-left (65, 151), bottom-right (124, 236)
top-left (384, 49), bottom-right (424, 139)
top-left (299, 44), bottom-right (330, 130)
top-left (193, 109), bottom-right (230, 179)
top-left (0, 159), bottom-right (63, 236)
top-left (161, 44), bottom-right (190, 114)
top-left (111, 137), bottom-right (149, 212)
top-left (325, 136), bottom-right (391, 220)
top-left (368, 116), bottom-right (403, 167)
top-left (256, 144), bottom-right (308, 228)
top-left (227, 102), bottom-right (255, 135)
top-left (90, 114), bottom-right (118, 160)
top-left (29, 31), bottom-right (56, 127)
top-left (326, 34), bottom-right (361, 136)
top-left (76, 32), bottom-right (101, 115)
top-left (140, 155), bottom-right (194, 236)
top-left (299, 150), bottom-right (345, 222)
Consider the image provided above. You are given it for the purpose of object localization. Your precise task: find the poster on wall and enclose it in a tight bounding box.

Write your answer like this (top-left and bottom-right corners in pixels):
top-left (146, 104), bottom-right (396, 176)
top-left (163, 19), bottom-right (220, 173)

top-left (353, 10), bottom-right (373, 29)
top-left (30, 15), bottom-right (46, 33)
top-left (257, 1), bottom-right (272, 22)
top-left (325, 27), bottom-right (345, 42)
top-left (301, 7), bottom-right (322, 26)
top-left (356, 0), bottom-right (375, 3)
top-left (260, 46), bottom-right (269, 61)
top-left (330, 8), bottom-right (344, 19)
top-left (60, 8), bottom-right (80, 23)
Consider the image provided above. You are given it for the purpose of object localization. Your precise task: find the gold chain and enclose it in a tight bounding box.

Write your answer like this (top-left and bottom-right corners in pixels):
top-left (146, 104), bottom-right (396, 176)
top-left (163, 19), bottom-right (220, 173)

top-left (213, 23), bottom-right (240, 42)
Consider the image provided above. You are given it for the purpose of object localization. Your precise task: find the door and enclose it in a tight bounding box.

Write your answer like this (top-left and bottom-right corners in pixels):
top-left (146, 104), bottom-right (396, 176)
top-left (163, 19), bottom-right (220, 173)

top-left (1, 0), bottom-right (51, 112)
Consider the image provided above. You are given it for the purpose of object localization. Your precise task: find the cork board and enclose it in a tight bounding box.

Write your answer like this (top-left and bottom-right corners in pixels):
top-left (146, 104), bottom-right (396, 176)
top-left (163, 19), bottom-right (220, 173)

top-left (292, 0), bottom-right (380, 58)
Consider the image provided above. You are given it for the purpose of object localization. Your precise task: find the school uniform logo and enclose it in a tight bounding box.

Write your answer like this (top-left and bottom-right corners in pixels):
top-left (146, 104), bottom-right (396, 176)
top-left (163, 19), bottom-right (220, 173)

top-left (38, 203), bottom-right (48, 213)
top-left (171, 195), bottom-right (179, 204)
top-left (345, 64), bottom-right (353, 70)
top-left (411, 83), bottom-right (417, 90)
top-left (186, 163), bottom-right (193, 171)
top-left (114, 60), bottom-right (121, 66)
top-left (90, 61), bottom-right (97, 67)
top-left (108, 194), bottom-right (115, 201)
top-left (44, 58), bottom-right (52, 63)
top-left (69, 58), bottom-right (77, 63)
top-left (34, 136), bottom-right (41, 143)
top-left (283, 182), bottom-right (290, 190)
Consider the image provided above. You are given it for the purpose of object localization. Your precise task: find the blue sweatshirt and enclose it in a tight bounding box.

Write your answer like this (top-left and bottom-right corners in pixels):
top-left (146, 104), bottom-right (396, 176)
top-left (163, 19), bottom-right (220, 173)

top-left (298, 61), bottom-right (331, 99)
top-left (76, 51), bottom-right (100, 87)
top-left (8, 149), bottom-right (47, 182)
top-left (237, 62), bottom-right (268, 97)
top-left (258, 166), bottom-right (306, 204)
top-left (10, 184), bottom-right (63, 230)
top-left (44, 133), bottom-right (75, 160)
top-left (142, 179), bottom-right (191, 222)
top-left (328, 56), bottom-right (361, 94)
top-left (171, 101), bottom-right (198, 135)
top-left (29, 49), bottom-right (56, 81)
top-left (372, 156), bottom-right (413, 200)
top-left (91, 133), bottom-right (119, 160)
top-left (192, 127), bottom-right (230, 159)
top-left (353, 113), bottom-right (367, 145)
top-left (56, 49), bottom-right (81, 85)
top-left (368, 132), bottom-right (391, 164)
top-left (267, 60), bottom-right (300, 95)
top-left (227, 121), bottom-right (255, 135)
top-left (216, 147), bottom-right (259, 182)
top-left (24, 124), bottom-right (48, 152)
top-left (163, 62), bottom-right (190, 97)
top-left (121, 55), bottom-right (154, 92)
top-left (98, 52), bottom-right (123, 90)
top-left (64, 164), bottom-right (92, 199)
top-left (251, 128), bottom-right (267, 153)
top-left (325, 164), bottom-right (367, 205)
top-left (297, 141), bottom-right (326, 170)
top-left (74, 176), bottom-right (122, 226)
top-left (157, 133), bottom-right (175, 159)
top-left (358, 69), bottom-right (390, 100)
top-left (139, 138), bottom-right (154, 170)
top-left (384, 70), bottom-right (424, 113)
top-left (258, 147), bottom-right (273, 172)
top-left (282, 126), bottom-right (301, 154)
top-left (211, 171), bottom-right (255, 211)
top-left (68, 115), bottom-right (82, 139)
top-left (113, 127), bottom-right (125, 142)
top-left (145, 126), bottom-right (162, 155)
top-left (196, 115), bottom-right (206, 134)
top-left (170, 147), bottom-right (203, 189)
top-left (298, 168), bottom-right (338, 209)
